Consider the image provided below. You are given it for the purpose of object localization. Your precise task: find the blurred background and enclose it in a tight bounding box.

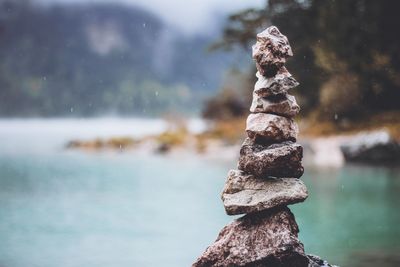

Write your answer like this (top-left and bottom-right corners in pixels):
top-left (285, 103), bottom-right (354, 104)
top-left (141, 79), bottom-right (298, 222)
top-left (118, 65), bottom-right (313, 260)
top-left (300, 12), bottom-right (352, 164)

top-left (0, 0), bottom-right (399, 266)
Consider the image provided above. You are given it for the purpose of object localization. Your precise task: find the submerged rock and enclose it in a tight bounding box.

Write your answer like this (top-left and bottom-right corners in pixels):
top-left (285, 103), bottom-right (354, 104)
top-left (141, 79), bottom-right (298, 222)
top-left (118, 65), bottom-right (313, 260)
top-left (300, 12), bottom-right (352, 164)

top-left (246, 113), bottom-right (298, 143)
top-left (239, 138), bottom-right (304, 178)
top-left (307, 254), bottom-right (338, 267)
top-left (250, 93), bottom-right (300, 117)
top-left (193, 207), bottom-right (309, 267)
top-left (252, 26), bottom-right (293, 76)
top-left (254, 68), bottom-right (299, 97)
top-left (222, 169), bottom-right (308, 215)
top-left (340, 130), bottom-right (400, 163)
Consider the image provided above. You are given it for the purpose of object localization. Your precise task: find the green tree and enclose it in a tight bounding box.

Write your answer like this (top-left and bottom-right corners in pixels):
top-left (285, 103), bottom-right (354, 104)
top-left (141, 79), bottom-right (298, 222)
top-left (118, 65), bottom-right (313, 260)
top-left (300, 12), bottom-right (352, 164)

top-left (213, 0), bottom-right (400, 121)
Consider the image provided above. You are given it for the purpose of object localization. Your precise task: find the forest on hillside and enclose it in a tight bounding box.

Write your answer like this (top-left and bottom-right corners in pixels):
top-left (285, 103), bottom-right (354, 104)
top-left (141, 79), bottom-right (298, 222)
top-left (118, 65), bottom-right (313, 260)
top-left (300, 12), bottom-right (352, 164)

top-left (0, 0), bottom-right (243, 117)
top-left (1, 0), bottom-right (400, 121)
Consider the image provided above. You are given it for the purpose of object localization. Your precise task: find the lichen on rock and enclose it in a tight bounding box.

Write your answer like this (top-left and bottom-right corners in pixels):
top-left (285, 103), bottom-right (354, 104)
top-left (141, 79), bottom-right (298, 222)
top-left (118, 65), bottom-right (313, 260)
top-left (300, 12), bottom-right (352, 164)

top-left (250, 93), bottom-right (300, 117)
top-left (238, 138), bottom-right (304, 178)
top-left (254, 68), bottom-right (299, 97)
top-left (252, 26), bottom-right (293, 76)
top-left (246, 113), bottom-right (299, 143)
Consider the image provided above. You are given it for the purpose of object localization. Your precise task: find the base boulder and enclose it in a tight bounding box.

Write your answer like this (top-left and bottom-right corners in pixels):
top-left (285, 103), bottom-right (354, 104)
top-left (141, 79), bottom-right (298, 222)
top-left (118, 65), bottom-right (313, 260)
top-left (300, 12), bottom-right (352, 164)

top-left (193, 207), bottom-right (309, 267)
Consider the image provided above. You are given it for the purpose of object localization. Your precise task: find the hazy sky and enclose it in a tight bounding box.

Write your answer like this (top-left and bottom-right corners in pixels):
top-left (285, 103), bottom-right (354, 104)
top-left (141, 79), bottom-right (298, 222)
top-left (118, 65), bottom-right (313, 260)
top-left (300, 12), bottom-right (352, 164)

top-left (36, 0), bottom-right (264, 34)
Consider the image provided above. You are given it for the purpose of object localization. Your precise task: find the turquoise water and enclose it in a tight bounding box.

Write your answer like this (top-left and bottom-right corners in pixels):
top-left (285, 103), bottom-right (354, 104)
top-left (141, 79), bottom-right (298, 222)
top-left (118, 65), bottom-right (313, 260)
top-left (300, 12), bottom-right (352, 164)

top-left (294, 165), bottom-right (400, 266)
top-left (0, 119), bottom-right (399, 266)
top-left (0, 151), bottom-right (231, 267)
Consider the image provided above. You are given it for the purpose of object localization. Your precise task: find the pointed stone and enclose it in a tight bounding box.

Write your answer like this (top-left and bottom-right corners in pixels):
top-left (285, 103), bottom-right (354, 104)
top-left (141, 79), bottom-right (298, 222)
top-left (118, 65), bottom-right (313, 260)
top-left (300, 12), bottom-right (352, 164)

top-left (246, 113), bottom-right (298, 143)
top-left (238, 138), bottom-right (304, 178)
top-left (192, 207), bottom-right (309, 267)
top-left (250, 93), bottom-right (300, 117)
top-left (222, 169), bottom-right (308, 215)
top-left (254, 68), bottom-right (299, 97)
top-left (252, 26), bottom-right (293, 76)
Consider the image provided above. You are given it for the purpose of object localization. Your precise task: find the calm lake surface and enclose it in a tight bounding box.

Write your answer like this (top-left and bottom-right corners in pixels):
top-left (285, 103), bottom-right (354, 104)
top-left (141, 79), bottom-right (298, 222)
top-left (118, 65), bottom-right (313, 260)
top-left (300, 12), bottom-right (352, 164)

top-left (0, 119), bottom-right (399, 267)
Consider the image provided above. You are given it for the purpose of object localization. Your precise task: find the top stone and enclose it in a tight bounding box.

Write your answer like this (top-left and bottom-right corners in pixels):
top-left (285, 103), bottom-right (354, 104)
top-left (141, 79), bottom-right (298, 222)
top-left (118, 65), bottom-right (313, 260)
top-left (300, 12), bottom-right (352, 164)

top-left (252, 26), bottom-right (293, 76)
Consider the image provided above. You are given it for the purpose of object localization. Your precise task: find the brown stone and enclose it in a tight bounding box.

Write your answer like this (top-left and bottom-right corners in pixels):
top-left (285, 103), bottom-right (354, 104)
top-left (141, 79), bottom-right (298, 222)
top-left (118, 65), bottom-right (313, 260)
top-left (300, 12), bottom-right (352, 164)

top-left (192, 207), bottom-right (309, 267)
top-left (250, 93), bottom-right (300, 117)
top-left (238, 138), bottom-right (304, 178)
top-left (254, 68), bottom-right (299, 97)
top-left (252, 26), bottom-right (293, 76)
top-left (246, 113), bottom-right (298, 143)
top-left (222, 169), bottom-right (308, 215)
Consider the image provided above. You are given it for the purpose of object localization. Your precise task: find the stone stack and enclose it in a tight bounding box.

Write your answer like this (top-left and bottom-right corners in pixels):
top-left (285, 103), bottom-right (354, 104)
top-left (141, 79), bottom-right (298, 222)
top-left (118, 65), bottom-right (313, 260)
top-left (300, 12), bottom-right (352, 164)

top-left (193, 26), bottom-right (335, 267)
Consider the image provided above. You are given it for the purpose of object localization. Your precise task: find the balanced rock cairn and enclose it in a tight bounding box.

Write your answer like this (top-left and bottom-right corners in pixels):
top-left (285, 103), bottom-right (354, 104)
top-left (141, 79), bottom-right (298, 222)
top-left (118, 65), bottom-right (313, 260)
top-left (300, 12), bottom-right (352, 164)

top-left (193, 26), bottom-right (336, 267)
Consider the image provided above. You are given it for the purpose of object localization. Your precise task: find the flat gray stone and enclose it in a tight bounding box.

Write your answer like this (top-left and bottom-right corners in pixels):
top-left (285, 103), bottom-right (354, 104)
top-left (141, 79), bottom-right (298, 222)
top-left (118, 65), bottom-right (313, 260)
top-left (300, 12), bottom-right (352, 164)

top-left (222, 169), bottom-right (308, 215)
top-left (250, 93), bottom-right (300, 117)
top-left (238, 138), bottom-right (304, 178)
top-left (254, 68), bottom-right (299, 97)
top-left (252, 26), bottom-right (293, 76)
top-left (246, 113), bottom-right (298, 143)
top-left (192, 207), bottom-right (309, 267)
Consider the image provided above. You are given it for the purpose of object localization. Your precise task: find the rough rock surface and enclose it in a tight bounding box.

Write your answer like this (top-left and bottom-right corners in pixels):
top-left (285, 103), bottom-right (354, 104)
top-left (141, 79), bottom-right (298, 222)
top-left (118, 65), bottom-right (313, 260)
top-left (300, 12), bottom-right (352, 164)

top-left (246, 113), bottom-right (298, 143)
top-left (250, 93), bottom-right (300, 117)
top-left (222, 169), bottom-right (308, 215)
top-left (238, 138), bottom-right (304, 178)
top-left (252, 26), bottom-right (293, 76)
top-left (192, 207), bottom-right (309, 267)
top-left (307, 255), bottom-right (338, 267)
top-left (254, 68), bottom-right (299, 97)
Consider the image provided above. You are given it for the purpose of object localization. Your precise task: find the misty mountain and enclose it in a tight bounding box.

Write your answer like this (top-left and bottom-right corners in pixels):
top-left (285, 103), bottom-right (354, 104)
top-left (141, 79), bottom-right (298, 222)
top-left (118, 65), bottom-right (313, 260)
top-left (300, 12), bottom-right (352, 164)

top-left (0, 0), bottom-right (247, 116)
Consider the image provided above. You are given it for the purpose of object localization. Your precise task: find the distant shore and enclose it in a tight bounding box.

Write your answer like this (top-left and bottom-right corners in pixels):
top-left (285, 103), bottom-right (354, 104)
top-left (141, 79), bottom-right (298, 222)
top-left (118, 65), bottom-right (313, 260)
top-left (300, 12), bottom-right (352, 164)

top-left (62, 114), bottom-right (400, 167)
top-left (63, 126), bottom-right (367, 168)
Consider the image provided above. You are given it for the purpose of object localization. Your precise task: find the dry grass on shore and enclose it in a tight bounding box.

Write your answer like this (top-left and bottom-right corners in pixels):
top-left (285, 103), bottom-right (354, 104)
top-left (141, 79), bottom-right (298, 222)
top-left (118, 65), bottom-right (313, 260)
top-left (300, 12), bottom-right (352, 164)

top-left (66, 137), bottom-right (138, 150)
top-left (300, 111), bottom-right (400, 140)
top-left (204, 111), bottom-right (400, 142)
